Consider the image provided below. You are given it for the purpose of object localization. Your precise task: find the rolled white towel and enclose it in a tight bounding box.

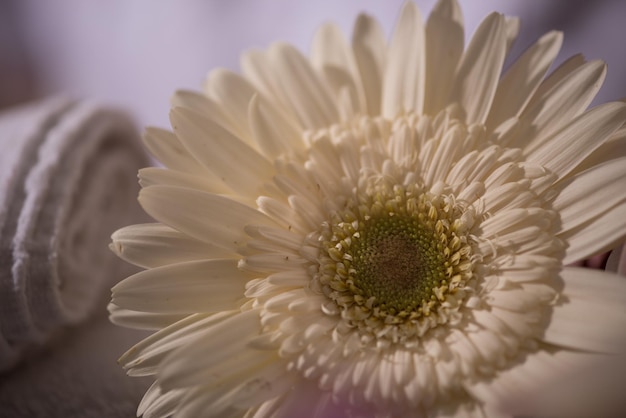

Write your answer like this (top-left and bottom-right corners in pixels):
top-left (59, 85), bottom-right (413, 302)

top-left (0, 97), bottom-right (148, 371)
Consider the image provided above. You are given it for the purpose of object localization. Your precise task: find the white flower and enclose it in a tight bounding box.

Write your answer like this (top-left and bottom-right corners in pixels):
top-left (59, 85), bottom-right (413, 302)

top-left (110, 1), bottom-right (626, 416)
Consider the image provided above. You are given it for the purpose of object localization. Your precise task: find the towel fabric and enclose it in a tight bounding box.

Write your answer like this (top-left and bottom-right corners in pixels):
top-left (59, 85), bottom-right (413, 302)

top-left (0, 97), bottom-right (149, 372)
top-left (0, 312), bottom-right (152, 418)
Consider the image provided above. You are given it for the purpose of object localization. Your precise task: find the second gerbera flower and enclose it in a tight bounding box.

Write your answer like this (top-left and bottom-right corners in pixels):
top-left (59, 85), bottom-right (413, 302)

top-left (110, 0), bottom-right (626, 416)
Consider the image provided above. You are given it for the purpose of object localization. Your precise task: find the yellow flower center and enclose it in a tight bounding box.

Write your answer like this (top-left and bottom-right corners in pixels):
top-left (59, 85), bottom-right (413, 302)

top-left (315, 182), bottom-right (476, 341)
top-left (352, 214), bottom-right (448, 315)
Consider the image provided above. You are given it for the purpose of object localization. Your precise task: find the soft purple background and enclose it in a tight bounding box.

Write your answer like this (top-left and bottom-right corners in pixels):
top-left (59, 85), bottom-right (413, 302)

top-left (2, 0), bottom-right (626, 129)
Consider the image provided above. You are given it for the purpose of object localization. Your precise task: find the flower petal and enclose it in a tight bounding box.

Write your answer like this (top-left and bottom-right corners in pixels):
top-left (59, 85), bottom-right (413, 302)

top-left (424, 0), bottom-right (464, 115)
top-left (498, 351), bottom-right (626, 418)
top-left (110, 222), bottom-right (233, 269)
top-left (448, 12), bottom-right (507, 124)
top-left (503, 17), bottom-right (520, 53)
top-left (560, 200), bottom-right (626, 267)
top-left (382, 1), bottom-right (426, 117)
top-left (138, 382), bottom-right (184, 418)
top-left (202, 69), bottom-right (258, 145)
top-left (138, 167), bottom-right (230, 195)
top-left (248, 94), bottom-right (304, 159)
top-left (142, 127), bottom-right (207, 175)
top-left (170, 107), bottom-right (274, 197)
top-left (158, 309), bottom-right (261, 388)
top-left (352, 13), bottom-right (386, 116)
top-left (606, 243), bottom-right (626, 276)
top-left (466, 349), bottom-right (591, 414)
top-left (119, 312), bottom-right (233, 376)
top-left (108, 303), bottom-right (186, 331)
top-left (553, 157), bottom-right (626, 241)
top-left (170, 89), bottom-right (240, 139)
top-left (567, 126), bottom-right (626, 176)
top-left (241, 48), bottom-right (300, 124)
top-left (486, 31), bottom-right (563, 131)
top-left (139, 185), bottom-right (276, 251)
top-left (524, 102), bottom-right (626, 180)
top-left (268, 43), bottom-right (339, 129)
top-left (541, 267), bottom-right (626, 353)
top-left (513, 60), bottom-right (606, 153)
top-left (112, 260), bottom-right (250, 314)
top-left (311, 22), bottom-right (364, 114)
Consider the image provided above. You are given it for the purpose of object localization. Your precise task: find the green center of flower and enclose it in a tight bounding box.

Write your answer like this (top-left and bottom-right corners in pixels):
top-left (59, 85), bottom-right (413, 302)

top-left (315, 183), bottom-right (475, 339)
top-left (351, 215), bottom-right (447, 315)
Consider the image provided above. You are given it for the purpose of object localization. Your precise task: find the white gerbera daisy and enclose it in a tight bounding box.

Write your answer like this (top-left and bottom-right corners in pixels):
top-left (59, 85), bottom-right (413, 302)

top-left (110, 1), bottom-right (626, 417)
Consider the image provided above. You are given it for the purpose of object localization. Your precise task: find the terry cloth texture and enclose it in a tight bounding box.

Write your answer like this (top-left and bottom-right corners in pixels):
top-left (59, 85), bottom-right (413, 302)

top-left (0, 97), bottom-right (149, 372)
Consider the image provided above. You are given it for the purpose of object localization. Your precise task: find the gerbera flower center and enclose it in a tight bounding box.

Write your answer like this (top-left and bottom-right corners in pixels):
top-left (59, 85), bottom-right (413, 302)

top-left (352, 214), bottom-right (447, 315)
top-left (315, 183), bottom-right (476, 341)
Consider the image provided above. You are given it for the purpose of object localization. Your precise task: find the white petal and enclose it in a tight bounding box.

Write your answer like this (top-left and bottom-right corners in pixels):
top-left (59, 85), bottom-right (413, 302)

top-left (466, 349), bottom-right (588, 414)
top-left (320, 67), bottom-right (361, 122)
top-left (514, 60), bottom-right (606, 153)
top-left (108, 303), bottom-right (185, 330)
top-left (139, 185), bottom-right (276, 251)
top-left (471, 309), bottom-right (520, 350)
top-left (481, 183), bottom-right (537, 214)
top-left (142, 127), bottom-right (207, 175)
top-left (553, 157), bottom-right (626, 238)
top-left (170, 89), bottom-right (222, 116)
top-left (530, 53), bottom-right (586, 101)
top-left (382, 1), bottom-right (426, 117)
top-left (138, 167), bottom-right (230, 195)
top-left (248, 94), bottom-right (304, 159)
top-left (525, 102), bottom-right (626, 179)
top-left (541, 267), bottom-right (626, 353)
top-left (268, 43), bottom-right (339, 129)
top-left (486, 31), bottom-right (563, 131)
top-left (606, 243), bottom-right (626, 276)
top-left (119, 312), bottom-right (233, 375)
top-left (202, 69), bottom-right (258, 144)
top-left (499, 351), bottom-right (626, 418)
top-left (176, 384), bottom-right (240, 418)
top-left (311, 22), bottom-right (364, 114)
top-left (445, 144), bottom-right (502, 187)
top-left (424, 0), bottom-right (464, 115)
top-left (487, 288), bottom-right (552, 312)
top-left (422, 123), bottom-right (469, 186)
top-left (138, 382), bottom-right (184, 418)
top-left (256, 196), bottom-right (307, 234)
top-left (170, 107), bottom-right (274, 197)
top-left (489, 307), bottom-right (538, 339)
top-left (352, 13), bottom-right (386, 116)
top-left (239, 253), bottom-right (309, 274)
top-left (170, 89), bottom-right (243, 140)
top-left (158, 309), bottom-right (261, 388)
top-left (173, 364), bottom-right (292, 418)
top-left (112, 259), bottom-right (250, 314)
top-left (482, 161), bottom-right (527, 189)
top-left (311, 23), bottom-right (352, 75)
top-left (227, 362), bottom-right (295, 410)
top-left (110, 222), bottom-right (232, 269)
top-left (568, 126), bottom-right (626, 176)
top-left (245, 224), bottom-right (308, 254)
top-left (481, 208), bottom-right (553, 239)
top-left (465, 328), bottom-right (508, 368)
top-left (560, 202), bottom-right (626, 264)
top-left (503, 17), bottom-right (520, 53)
top-left (449, 12), bottom-right (507, 124)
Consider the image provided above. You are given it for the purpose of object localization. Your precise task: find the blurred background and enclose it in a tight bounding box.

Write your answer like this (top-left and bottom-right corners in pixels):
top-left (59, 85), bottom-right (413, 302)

top-left (2, 0), bottom-right (626, 130)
